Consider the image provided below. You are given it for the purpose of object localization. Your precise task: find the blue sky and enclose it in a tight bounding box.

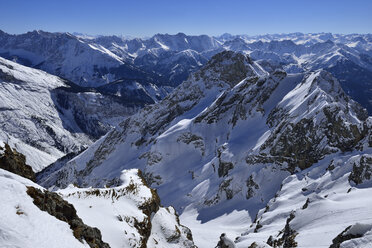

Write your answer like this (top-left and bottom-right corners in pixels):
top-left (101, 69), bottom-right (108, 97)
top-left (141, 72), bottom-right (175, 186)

top-left (1, 0), bottom-right (371, 37)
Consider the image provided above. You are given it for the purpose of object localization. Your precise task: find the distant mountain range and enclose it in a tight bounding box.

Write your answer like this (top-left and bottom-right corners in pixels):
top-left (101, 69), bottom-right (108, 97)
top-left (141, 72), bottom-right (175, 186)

top-left (1, 30), bottom-right (371, 113)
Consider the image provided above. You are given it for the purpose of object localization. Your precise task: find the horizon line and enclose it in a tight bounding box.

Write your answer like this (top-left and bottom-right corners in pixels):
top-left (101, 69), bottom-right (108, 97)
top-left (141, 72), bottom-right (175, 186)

top-left (1, 28), bottom-right (371, 39)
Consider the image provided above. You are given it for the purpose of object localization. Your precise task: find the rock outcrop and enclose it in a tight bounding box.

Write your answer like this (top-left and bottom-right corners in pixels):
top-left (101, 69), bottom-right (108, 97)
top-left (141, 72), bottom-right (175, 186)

top-left (26, 186), bottom-right (110, 248)
top-left (0, 143), bottom-right (35, 181)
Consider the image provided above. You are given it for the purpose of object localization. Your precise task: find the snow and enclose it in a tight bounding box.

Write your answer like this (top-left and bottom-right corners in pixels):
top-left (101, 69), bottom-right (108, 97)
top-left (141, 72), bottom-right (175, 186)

top-left (345, 223), bottom-right (372, 236)
top-left (0, 169), bottom-right (88, 248)
top-left (35, 48), bottom-right (372, 248)
top-left (148, 207), bottom-right (194, 248)
top-left (180, 206), bottom-right (249, 248)
top-left (57, 169), bottom-right (195, 247)
top-left (253, 130), bottom-right (271, 151)
top-left (0, 132), bottom-right (61, 171)
top-left (236, 150), bottom-right (372, 248)
top-left (0, 57), bottom-right (92, 171)
top-left (158, 119), bottom-right (192, 139)
top-left (58, 169), bottom-right (153, 247)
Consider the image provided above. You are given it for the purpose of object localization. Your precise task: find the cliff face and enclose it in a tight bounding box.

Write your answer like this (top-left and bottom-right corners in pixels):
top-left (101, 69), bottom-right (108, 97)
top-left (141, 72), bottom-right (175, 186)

top-left (0, 143), bottom-right (35, 181)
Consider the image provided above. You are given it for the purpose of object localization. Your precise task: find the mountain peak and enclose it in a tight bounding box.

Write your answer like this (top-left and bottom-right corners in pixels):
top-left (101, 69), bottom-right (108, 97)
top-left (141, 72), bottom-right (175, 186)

top-left (193, 51), bottom-right (266, 87)
top-left (175, 32), bottom-right (187, 37)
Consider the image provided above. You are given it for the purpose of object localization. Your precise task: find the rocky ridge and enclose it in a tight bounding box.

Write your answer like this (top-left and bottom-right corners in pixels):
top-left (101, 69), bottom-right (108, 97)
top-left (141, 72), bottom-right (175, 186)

top-left (37, 50), bottom-right (372, 246)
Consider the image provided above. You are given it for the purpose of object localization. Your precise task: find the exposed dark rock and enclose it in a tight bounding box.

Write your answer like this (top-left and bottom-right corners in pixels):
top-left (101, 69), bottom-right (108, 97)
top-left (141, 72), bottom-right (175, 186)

top-left (246, 175), bottom-right (260, 199)
top-left (204, 178), bottom-right (234, 206)
top-left (194, 51), bottom-right (254, 87)
top-left (139, 151), bottom-right (163, 166)
top-left (219, 179), bottom-right (234, 200)
top-left (323, 107), bottom-right (366, 152)
top-left (30, 115), bottom-right (67, 153)
top-left (134, 170), bottom-right (161, 248)
top-left (248, 242), bottom-right (258, 248)
top-left (266, 118), bottom-right (332, 171)
top-left (216, 233), bottom-right (236, 248)
top-left (217, 146), bottom-right (234, 177)
top-left (133, 216), bottom-right (152, 248)
top-left (329, 225), bottom-right (362, 248)
top-left (218, 162), bottom-right (234, 178)
top-left (267, 212), bottom-right (298, 247)
top-left (327, 160), bottom-right (336, 171)
top-left (0, 143), bottom-right (35, 181)
top-left (177, 132), bottom-right (205, 155)
top-left (349, 155), bottom-right (372, 185)
top-left (267, 235), bottom-right (275, 246)
top-left (134, 170), bottom-right (196, 247)
top-left (26, 186), bottom-right (110, 248)
top-left (254, 221), bottom-right (263, 233)
top-left (302, 198), bottom-right (310, 210)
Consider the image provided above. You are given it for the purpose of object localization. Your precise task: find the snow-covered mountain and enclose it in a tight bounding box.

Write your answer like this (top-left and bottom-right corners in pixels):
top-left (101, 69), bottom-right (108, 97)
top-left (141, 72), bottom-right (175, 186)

top-left (0, 57), bottom-right (154, 171)
top-left (89, 32), bottom-right (372, 113)
top-left (37, 51), bottom-right (372, 247)
top-left (2, 30), bottom-right (371, 113)
top-left (86, 32), bottom-right (223, 87)
top-left (0, 30), bottom-right (155, 86)
top-left (0, 146), bottom-right (196, 248)
top-left (215, 32), bottom-right (372, 50)
top-left (2, 29), bottom-right (372, 247)
top-left (221, 37), bottom-right (372, 113)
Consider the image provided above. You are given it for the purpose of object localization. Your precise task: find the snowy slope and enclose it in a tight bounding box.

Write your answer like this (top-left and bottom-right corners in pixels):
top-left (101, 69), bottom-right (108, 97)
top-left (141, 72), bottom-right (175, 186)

top-left (58, 169), bottom-right (195, 248)
top-left (220, 36), bottom-right (372, 113)
top-left (0, 57), bottom-right (143, 171)
top-left (0, 166), bottom-right (196, 248)
top-left (37, 51), bottom-right (267, 187)
top-left (235, 151), bottom-right (372, 248)
top-left (38, 51), bottom-right (372, 247)
top-left (0, 169), bottom-right (89, 248)
top-left (0, 57), bottom-right (91, 171)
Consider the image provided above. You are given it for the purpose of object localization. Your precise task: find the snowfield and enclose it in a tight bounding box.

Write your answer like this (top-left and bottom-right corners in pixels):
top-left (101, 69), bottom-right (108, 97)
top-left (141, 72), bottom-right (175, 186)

top-left (0, 169), bottom-right (89, 248)
top-left (37, 51), bottom-right (372, 247)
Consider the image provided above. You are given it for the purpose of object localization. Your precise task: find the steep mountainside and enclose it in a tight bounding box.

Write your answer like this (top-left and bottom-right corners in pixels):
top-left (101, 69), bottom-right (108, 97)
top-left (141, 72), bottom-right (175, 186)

top-left (38, 51), bottom-right (372, 247)
top-left (0, 57), bottom-right (145, 171)
top-left (0, 30), bottom-right (161, 87)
